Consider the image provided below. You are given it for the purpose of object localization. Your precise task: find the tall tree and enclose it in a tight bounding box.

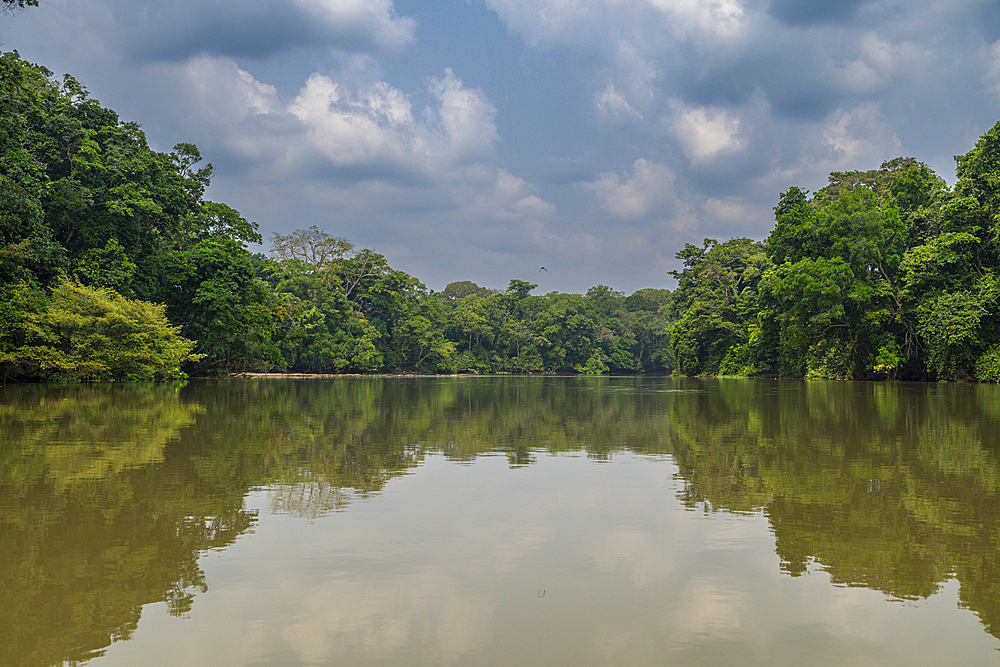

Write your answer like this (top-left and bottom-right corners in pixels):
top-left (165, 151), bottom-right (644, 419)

top-left (669, 238), bottom-right (770, 376)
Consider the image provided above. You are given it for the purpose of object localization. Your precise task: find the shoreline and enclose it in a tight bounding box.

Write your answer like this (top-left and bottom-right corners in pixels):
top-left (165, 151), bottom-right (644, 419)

top-left (227, 372), bottom-right (480, 379)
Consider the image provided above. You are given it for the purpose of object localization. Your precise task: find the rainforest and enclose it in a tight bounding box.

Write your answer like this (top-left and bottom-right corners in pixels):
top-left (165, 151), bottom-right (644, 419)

top-left (4, 49), bottom-right (1000, 382)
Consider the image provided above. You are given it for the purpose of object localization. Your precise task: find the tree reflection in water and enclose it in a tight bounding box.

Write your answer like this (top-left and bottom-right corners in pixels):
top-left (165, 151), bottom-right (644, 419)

top-left (2, 376), bottom-right (999, 665)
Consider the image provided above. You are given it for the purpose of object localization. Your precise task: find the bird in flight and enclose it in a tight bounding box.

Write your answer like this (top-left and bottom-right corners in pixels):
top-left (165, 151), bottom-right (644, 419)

top-left (539, 267), bottom-right (547, 272)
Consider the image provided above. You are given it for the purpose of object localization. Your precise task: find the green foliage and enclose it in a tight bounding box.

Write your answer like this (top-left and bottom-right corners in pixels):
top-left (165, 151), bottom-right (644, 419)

top-left (162, 239), bottom-right (281, 373)
top-left (767, 187), bottom-right (818, 265)
top-left (1, 280), bottom-right (199, 381)
top-left (805, 338), bottom-right (853, 379)
top-left (73, 236), bottom-right (136, 293)
top-left (669, 238), bottom-right (770, 376)
top-left (900, 232), bottom-right (980, 298)
top-left (717, 323), bottom-right (761, 377)
top-left (506, 279), bottom-right (537, 300)
top-left (0, 175), bottom-right (66, 285)
top-left (576, 351), bottom-right (609, 374)
top-left (871, 336), bottom-right (904, 379)
top-left (755, 162), bottom-right (953, 379)
top-left (271, 272), bottom-right (383, 373)
top-left (975, 344), bottom-right (1000, 382)
top-left (917, 291), bottom-right (985, 380)
top-left (442, 280), bottom-right (494, 300)
top-left (760, 257), bottom-right (854, 376)
top-left (955, 119), bottom-right (1000, 218)
top-left (12, 50), bottom-right (1000, 382)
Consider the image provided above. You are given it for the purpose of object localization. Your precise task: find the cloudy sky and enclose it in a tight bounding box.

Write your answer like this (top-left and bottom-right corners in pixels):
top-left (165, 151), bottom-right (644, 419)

top-left (4, 0), bottom-right (1000, 294)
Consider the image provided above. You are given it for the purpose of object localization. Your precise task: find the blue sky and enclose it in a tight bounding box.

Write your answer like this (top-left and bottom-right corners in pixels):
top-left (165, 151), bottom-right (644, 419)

top-left (4, 0), bottom-right (1000, 294)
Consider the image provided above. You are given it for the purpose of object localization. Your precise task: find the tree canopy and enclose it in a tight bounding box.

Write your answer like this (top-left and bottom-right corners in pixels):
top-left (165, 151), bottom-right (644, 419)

top-left (6, 49), bottom-right (1000, 382)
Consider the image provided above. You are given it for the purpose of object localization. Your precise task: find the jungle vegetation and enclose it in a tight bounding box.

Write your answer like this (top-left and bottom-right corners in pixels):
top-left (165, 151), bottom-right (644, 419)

top-left (4, 49), bottom-right (1000, 381)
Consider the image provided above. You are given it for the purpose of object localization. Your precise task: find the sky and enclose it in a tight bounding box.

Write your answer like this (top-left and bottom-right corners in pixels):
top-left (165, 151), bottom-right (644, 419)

top-left (4, 0), bottom-right (1000, 295)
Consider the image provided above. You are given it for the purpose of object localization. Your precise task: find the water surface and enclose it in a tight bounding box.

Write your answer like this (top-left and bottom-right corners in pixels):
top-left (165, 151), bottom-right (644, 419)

top-left (2, 376), bottom-right (999, 665)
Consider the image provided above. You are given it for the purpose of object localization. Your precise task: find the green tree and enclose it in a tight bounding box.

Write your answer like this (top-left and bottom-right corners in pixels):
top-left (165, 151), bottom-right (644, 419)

top-left (955, 119), bottom-right (1000, 232)
top-left (73, 236), bottom-right (136, 293)
top-left (271, 271), bottom-right (382, 372)
top-left (162, 239), bottom-right (281, 373)
top-left (626, 288), bottom-right (675, 372)
top-left (761, 177), bottom-right (912, 378)
top-left (442, 280), bottom-right (494, 300)
top-left (454, 292), bottom-right (493, 347)
top-left (1, 279), bottom-right (200, 381)
top-left (669, 238), bottom-right (770, 376)
top-left (917, 291), bottom-right (985, 380)
top-left (759, 257), bottom-right (855, 377)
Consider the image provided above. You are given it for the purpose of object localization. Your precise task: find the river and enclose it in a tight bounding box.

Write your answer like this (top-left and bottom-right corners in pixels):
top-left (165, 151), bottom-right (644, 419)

top-left (2, 376), bottom-right (999, 666)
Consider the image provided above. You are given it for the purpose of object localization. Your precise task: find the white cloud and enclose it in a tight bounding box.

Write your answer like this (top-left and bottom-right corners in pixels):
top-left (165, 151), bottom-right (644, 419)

top-left (646, 0), bottom-right (746, 41)
top-left (595, 84), bottom-right (644, 121)
top-left (488, 171), bottom-right (558, 221)
top-left (481, 0), bottom-right (611, 47)
top-left (152, 58), bottom-right (499, 185)
top-left (822, 103), bottom-right (901, 163)
top-left (178, 57), bottom-right (282, 121)
top-left (668, 102), bottom-right (746, 165)
top-left (276, 67), bottom-right (498, 174)
top-left (291, 0), bottom-right (416, 50)
top-left (585, 158), bottom-right (679, 220)
top-left (288, 73), bottom-right (418, 166)
top-left (428, 68), bottom-right (500, 161)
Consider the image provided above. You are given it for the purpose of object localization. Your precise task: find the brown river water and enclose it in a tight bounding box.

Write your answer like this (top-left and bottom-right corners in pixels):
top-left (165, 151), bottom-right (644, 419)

top-left (2, 376), bottom-right (999, 666)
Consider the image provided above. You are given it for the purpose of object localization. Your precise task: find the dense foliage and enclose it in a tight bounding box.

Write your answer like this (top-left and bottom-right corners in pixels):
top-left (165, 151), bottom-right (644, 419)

top-left (0, 51), bottom-right (676, 381)
top-left (5, 48), bottom-right (1000, 381)
top-left (667, 150), bottom-right (1000, 381)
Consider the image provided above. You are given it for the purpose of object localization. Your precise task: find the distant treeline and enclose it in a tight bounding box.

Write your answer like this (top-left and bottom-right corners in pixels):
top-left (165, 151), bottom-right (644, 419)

top-left (3, 49), bottom-right (1000, 382)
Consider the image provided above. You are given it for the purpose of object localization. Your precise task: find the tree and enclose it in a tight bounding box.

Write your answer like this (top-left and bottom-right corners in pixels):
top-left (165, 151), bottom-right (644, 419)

top-left (161, 239), bottom-right (282, 373)
top-left (2, 0), bottom-right (38, 12)
top-left (0, 53), bottom-right (215, 300)
top-left (505, 279), bottom-right (537, 300)
top-left (584, 285), bottom-right (638, 372)
top-left (916, 291), bottom-right (985, 380)
top-left (900, 232), bottom-right (981, 298)
top-left (955, 120), bottom-right (1000, 223)
top-left (271, 271), bottom-right (383, 373)
top-left (270, 226), bottom-right (353, 274)
top-left (669, 238), bottom-right (770, 376)
top-left (179, 201), bottom-right (262, 250)
top-left (0, 174), bottom-right (65, 286)
top-left (442, 280), bottom-right (493, 300)
top-left (449, 292), bottom-right (493, 350)
top-left (1, 279), bottom-right (200, 381)
top-left (766, 187), bottom-right (819, 265)
top-left (759, 257), bottom-right (855, 377)
top-left (760, 175), bottom-right (914, 378)
top-left (73, 237), bottom-right (136, 293)
top-left (626, 289), bottom-right (675, 372)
